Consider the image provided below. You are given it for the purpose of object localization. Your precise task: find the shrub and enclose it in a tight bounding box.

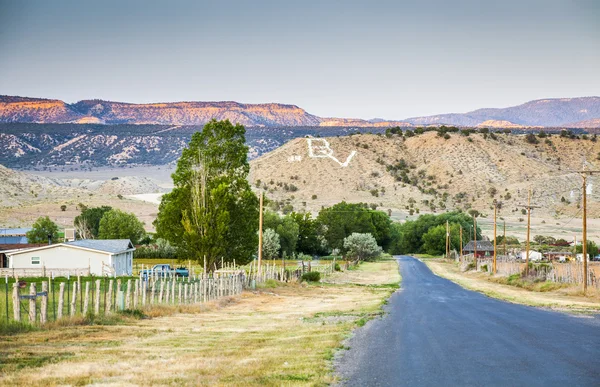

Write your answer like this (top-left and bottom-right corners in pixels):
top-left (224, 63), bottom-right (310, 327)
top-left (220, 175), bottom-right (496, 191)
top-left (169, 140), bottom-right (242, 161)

top-left (334, 263), bottom-right (341, 271)
top-left (525, 133), bottom-right (539, 144)
top-left (311, 194), bottom-right (317, 200)
top-left (301, 271), bottom-right (321, 282)
top-left (60, 205), bottom-right (67, 211)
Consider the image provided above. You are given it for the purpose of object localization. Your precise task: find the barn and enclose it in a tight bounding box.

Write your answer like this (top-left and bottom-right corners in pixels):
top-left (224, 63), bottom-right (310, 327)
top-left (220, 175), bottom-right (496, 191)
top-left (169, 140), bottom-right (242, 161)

top-left (3, 239), bottom-right (135, 277)
top-left (462, 240), bottom-right (495, 258)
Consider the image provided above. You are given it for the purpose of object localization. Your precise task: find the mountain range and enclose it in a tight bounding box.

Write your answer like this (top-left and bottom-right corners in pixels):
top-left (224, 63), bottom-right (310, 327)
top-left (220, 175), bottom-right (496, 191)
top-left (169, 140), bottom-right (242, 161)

top-left (1, 95), bottom-right (599, 128)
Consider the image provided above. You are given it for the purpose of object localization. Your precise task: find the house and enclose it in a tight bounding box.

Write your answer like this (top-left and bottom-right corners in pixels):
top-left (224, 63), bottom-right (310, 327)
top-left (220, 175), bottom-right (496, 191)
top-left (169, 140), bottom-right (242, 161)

top-left (3, 239), bottom-right (135, 277)
top-left (543, 251), bottom-right (572, 262)
top-left (462, 240), bottom-right (495, 258)
top-left (518, 250), bottom-right (543, 261)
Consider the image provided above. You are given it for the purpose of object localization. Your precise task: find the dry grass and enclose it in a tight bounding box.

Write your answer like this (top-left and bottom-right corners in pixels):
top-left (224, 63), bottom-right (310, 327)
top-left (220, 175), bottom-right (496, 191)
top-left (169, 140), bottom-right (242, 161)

top-left (0, 261), bottom-right (400, 386)
top-left (425, 259), bottom-right (600, 312)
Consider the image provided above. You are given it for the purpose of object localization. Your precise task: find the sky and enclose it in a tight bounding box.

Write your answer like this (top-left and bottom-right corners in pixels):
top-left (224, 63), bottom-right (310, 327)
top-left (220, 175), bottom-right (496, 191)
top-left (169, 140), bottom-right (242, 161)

top-left (0, 0), bottom-right (599, 119)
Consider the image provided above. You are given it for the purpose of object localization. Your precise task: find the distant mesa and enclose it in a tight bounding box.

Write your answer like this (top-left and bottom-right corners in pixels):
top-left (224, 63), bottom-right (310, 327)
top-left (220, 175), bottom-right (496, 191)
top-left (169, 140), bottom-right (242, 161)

top-left (0, 94), bottom-right (599, 128)
top-left (476, 120), bottom-right (527, 129)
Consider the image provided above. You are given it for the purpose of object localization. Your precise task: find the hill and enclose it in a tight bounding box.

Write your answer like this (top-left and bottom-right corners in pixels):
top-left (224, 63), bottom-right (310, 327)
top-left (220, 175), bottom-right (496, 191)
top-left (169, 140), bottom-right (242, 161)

top-left (249, 131), bottom-right (600, 220)
top-left (405, 97), bottom-right (600, 127)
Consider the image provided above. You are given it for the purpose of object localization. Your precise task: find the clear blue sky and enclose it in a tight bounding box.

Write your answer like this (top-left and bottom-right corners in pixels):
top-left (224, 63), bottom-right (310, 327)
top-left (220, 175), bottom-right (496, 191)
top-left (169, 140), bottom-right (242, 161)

top-left (0, 0), bottom-right (598, 119)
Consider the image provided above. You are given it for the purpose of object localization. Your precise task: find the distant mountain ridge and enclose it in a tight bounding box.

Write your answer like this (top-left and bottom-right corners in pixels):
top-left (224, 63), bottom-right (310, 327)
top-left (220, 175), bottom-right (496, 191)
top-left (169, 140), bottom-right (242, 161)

top-left (405, 97), bottom-right (600, 127)
top-left (1, 95), bottom-right (599, 128)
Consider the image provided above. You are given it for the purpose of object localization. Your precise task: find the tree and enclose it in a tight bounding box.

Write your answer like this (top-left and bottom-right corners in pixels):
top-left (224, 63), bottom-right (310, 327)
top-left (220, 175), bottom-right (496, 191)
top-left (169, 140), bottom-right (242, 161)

top-left (154, 120), bottom-right (258, 269)
top-left (290, 212), bottom-right (328, 255)
top-left (343, 233), bottom-right (382, 262)
top-left (74, 206), bottom-right (112, 239)
top-left (262, 228), bottom-right (281, 260)
top-left (276, 216), bottom-right (299, 257)
top-left (26, 216), bottom-right (60, 244)
top-left (98, 209), bottom-right (146, 244)
top-left (60, 205), bottom-right (67, 212)
top-left (421, 223), bottom-right (464, 256)
top-left (576, 241), bottom-right (599, 259)
top-left (317, 202), bottom-right (391, 251)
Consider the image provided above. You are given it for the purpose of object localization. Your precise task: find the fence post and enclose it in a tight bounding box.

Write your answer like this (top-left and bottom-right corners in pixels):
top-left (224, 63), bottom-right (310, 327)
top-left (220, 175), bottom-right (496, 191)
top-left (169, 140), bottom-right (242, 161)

top-left (95, 280), bottom-right (101, 315)
top-left (70, 282), bottom-right (78, 317)
top-left (29, 283), bottom-right (36, 324)
top-left (133, 279), bottom-right (139, 309)
top-left (83, 282), bottom-right (90, 315)
top-left (41, 281), bottom-right (48, 324)
top-left (159, 280), bottom-right (164, 303)
top-left (124, 279), bottom-right (131, 309)
top-left (12, 283), bottom-right (20, 322)
top-left (178, 283), bottom-right (182, 304)
top-left (57, 282), bottom-right (65, 319)
top-left (106, 279), bottom-right (113, 314)
top-left (172, 279), bottom-right (176, 304)
top-left (165, 279), bottom-right (171, 304)
top-left (142, 279), bottom-right (147, 307)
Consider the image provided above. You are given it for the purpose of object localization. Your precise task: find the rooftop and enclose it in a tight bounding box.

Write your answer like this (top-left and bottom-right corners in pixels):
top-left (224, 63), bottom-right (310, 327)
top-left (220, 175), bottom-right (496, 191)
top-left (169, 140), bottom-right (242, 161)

top-left (463, 240), bottom-right (495, 252)
top-left (65, 239), bottom-right (134, 254)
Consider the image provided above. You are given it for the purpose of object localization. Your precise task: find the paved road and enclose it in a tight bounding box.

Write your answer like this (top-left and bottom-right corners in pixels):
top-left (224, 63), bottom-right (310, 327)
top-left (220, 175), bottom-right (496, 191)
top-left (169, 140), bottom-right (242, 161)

top-left (337, 256), bottom-right (600, 386)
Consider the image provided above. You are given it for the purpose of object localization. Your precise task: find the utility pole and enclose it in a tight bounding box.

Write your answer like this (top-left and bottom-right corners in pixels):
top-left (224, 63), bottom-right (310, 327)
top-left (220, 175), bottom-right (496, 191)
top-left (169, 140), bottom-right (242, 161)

top-left (577, 165), bottom-right (600, 293)
top-left (503, 220), bottom-right (507, 257)
top-left (459, 226), bottom-right (463, 262)
top-left (519, 189), bottom-right (540, 276)
top-left (493, 201), bottom-right (498, 274)
top-left (258, 192), bottom-right (264, 275)
top-left (446, 220), bottom-right (450, 259)
top-left (473, 215), bottom-right (477, 268)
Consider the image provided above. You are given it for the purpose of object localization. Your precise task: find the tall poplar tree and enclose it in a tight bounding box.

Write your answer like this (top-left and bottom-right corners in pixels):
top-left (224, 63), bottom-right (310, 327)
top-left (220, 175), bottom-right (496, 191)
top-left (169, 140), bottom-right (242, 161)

top-left (154, 120), bottom-right (259, 270)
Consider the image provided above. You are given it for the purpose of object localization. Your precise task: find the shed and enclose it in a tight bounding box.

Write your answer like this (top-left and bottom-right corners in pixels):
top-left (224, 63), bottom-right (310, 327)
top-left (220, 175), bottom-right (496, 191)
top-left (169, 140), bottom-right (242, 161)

top-left (462, 240), bottom-right (495, 258)
top-left (2, 239), bottom-right (135, 277)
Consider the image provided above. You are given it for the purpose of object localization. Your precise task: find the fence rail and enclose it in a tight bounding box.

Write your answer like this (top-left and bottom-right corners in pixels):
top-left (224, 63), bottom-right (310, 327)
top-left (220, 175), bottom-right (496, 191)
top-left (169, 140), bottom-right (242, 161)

top-left (1, 260), bottom-right (336, 327)
top-left (459, 255), bottom-right (600, 289)
top-left (0, 268), bottom-right (91, 278)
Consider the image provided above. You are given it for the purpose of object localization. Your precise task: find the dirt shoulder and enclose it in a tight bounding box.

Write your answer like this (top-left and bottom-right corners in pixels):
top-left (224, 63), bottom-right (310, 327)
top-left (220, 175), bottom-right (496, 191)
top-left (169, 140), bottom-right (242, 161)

top-left (0, 260), bottom-right (400, 386)
top-left (424, 259), bottom-right (600, 313)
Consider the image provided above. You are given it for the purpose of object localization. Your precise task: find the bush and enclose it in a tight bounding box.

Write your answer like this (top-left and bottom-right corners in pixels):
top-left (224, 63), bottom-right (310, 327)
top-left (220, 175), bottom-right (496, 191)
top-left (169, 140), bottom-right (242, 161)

top-left (334, 263), bottom-right (341, 271)
top-left (301, 271), bottom-right (321, 282)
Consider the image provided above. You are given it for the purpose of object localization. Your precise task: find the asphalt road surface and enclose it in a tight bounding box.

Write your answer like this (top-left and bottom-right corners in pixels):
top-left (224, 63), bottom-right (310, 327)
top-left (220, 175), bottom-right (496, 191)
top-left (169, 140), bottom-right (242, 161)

top-left (337, 256), bottom-right (600, 386)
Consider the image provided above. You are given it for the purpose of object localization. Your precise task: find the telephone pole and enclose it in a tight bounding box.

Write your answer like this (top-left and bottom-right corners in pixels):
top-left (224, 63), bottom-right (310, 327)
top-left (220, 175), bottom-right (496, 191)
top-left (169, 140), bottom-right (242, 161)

top-left (473, 215), bottom-right (477, 267)
top-left (519, 189), bottom-right (540, 276)
top-left (578, 165), bottom-right (600, 293)
top-left (503, 220), bottom-right (507, 257)
top-left (493, 201), bottom-right (498, 274)
top-left (446, 220), bottom-right (450, 259)
top-left (459, 226), bottom-right (463, 262)
top-left (258, 192), bottom-right (264, 275)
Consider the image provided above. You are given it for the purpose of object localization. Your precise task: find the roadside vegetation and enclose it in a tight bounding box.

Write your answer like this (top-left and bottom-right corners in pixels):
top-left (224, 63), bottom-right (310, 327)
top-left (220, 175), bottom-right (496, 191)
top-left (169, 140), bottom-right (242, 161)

top-left (0, 260), bottom-right (400, 385)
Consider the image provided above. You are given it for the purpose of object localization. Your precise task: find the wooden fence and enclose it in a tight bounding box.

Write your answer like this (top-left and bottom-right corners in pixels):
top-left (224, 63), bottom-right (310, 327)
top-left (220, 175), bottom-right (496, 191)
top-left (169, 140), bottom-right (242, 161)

top-left (0, 267), bottom-right (91, 278)
top-left (461, 255), bottom-right (600, 289)
top-left (2, 260), bottom-right (336, 327)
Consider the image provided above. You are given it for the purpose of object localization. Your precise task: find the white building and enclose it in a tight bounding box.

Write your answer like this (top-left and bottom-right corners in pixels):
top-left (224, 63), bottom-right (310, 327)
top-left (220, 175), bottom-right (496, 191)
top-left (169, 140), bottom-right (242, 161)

top-left (518, 250), bottom-right (543, 261)
top-left (4, 239), bottom-right (135, 276)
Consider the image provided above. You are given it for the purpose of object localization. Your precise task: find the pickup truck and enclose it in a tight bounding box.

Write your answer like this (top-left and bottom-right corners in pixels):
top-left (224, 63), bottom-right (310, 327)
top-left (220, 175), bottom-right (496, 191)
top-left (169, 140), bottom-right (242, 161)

top-left (140, 264), bottom-right (189, 278)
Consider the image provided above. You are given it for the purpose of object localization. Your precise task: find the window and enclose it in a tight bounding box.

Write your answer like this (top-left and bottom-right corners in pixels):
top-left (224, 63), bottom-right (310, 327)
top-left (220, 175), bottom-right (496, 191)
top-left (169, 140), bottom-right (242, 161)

top-left (31, 257), bottom-right (40, 265)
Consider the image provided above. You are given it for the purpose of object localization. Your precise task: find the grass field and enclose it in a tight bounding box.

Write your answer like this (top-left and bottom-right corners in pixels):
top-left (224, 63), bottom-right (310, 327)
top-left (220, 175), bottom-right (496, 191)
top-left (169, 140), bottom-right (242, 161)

top-left (0, 259), bottom-right (400, 385)
top-left (424, 259), bottom-right (600, 312)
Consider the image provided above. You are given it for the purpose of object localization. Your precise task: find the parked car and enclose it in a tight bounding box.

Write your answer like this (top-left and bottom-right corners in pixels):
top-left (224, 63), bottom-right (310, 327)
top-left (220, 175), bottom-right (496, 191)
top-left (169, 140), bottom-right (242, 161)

top-left (140, 264), bottom-right (189, 278)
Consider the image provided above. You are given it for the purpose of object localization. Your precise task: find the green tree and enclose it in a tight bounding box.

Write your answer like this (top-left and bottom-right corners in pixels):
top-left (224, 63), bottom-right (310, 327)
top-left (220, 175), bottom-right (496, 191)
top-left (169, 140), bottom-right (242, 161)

top-left (74, 206), bottom-right (112, 239)
top-left (290, 212), bottom-right (327, 255)
top-left (98, 209), bottom-right (146, 244)
top-left (343, 233), bottom-right (382, 262)
top-left (154, 120), bottom-right (258, 269)
top-left (576, 241), bottom-right (599, 259)
top-left (421, 223), bottom-right (464, 256)
top-left (262, 228), bottom-right (281, 260)
top-left (276, 216), bottom-right (299, 257)
top-left (317, 202), bottom-right (391, 251)
top-left (26, 216), bottom-right (60, 244)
